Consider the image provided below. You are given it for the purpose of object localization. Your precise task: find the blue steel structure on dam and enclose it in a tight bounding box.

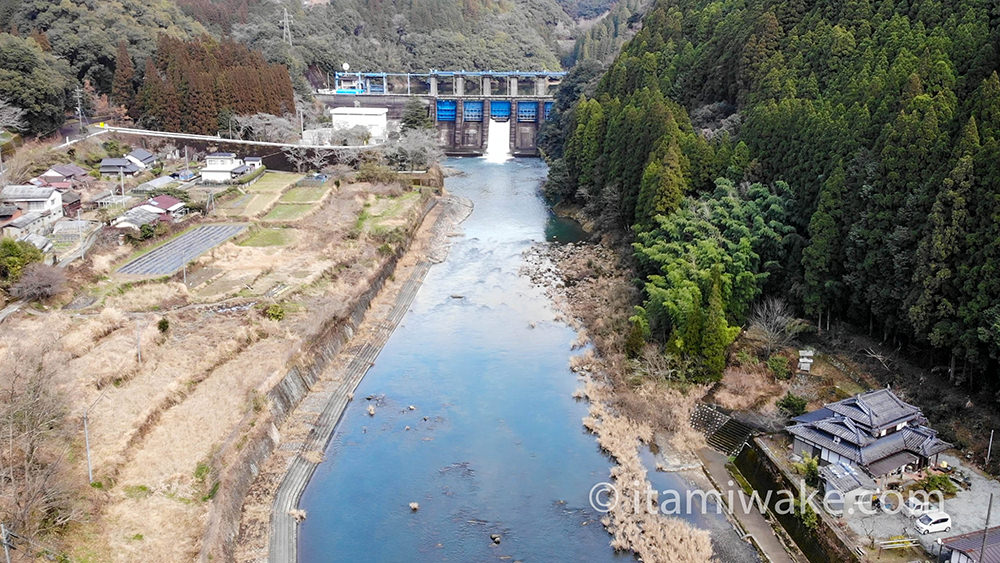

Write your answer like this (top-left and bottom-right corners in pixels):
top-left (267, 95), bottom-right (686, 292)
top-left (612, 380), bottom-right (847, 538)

top-left (316, 70), bottom-right (567, 156)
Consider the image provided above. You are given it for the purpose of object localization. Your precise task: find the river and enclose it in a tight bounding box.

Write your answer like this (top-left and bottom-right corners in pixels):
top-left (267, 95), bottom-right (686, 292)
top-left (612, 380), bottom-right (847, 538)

top-left (296, 157), bottom-right (749, 561)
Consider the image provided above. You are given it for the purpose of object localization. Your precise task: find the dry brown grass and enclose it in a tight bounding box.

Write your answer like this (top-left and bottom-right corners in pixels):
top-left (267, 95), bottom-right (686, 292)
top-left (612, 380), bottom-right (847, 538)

top-left (106, 282), bottom-right (190, 311)
top-left (714, 365), bottom-right (782, 411)
top-left (61, 307), bottom-right (126, 357)
top-left (584, 392), bottom-right (713, 561)
top-left (533, 241), bottom-right (719, 560)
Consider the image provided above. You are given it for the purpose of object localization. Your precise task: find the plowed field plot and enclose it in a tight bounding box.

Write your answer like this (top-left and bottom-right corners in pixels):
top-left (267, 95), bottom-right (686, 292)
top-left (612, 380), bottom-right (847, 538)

top-left (118, 224), bottom-right (246, 276)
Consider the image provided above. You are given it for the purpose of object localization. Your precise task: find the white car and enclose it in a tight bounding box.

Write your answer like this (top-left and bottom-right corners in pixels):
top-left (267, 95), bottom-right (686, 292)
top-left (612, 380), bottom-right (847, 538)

top-left (915, 511), bottom-right (952, 535)
top-left (903, 497), bottom-right (932, 518)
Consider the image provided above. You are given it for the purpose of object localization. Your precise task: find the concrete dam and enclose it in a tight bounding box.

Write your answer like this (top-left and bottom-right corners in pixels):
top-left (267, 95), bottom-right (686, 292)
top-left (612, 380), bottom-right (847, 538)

top-left (316, 70), bottom-right (566, 157)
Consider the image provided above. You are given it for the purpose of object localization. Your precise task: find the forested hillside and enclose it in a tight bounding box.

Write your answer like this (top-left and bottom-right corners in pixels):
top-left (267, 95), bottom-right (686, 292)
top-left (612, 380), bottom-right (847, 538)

top-left (565, 0), bottom-right (651, 65)
top-left (547, 0), bottom-right (1000, 384)
top-left (228, 0), bottom-right (572, 91)
top-left (125, 36), bottom-right (296, 134)
top-left (0, 0), bottom-right (205, 92)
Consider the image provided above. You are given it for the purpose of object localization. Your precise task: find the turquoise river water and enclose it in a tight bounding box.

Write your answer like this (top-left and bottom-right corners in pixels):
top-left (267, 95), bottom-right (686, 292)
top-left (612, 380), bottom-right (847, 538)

top-left (297, 157), bottom-right (753, 561)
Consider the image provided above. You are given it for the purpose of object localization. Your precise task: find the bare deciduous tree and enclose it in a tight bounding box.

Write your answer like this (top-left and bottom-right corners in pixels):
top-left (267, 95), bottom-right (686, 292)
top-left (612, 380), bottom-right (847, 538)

top-left (1, 338), bottom-right (80, 538)
top-left (306, 148), bottom-right (335, 172)
top-left (10, 264), bottom-right (66, 302)
top-left (0, 98), bottom-right (27, 131)
top-left (745, 297), bottom-right (809, 357)
top-left (282, 146), bottom-right (310, 173)
top-left (233, 113), bottom-right (297, 142)
top-left (385, 129), bottom-right (442, 171)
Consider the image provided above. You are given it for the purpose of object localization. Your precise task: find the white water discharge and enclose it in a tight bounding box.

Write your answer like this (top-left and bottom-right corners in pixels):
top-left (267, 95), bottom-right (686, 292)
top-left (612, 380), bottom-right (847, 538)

top-left (483, 119), bottom-right (512, 163)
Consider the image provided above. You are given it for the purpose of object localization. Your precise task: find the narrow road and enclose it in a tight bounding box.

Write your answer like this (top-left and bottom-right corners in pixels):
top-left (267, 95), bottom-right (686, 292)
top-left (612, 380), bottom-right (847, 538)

top-left (698, 447), bottom-right (799, 563)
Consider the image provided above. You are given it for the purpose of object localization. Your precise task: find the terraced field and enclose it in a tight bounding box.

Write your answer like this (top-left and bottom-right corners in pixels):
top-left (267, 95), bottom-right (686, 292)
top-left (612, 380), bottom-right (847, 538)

top-left (263, 204), bottom-right (314, 222)
top-left (279, 187), bottom-right (327, 203)
top-left (117, 224), bottom-right (246, 276)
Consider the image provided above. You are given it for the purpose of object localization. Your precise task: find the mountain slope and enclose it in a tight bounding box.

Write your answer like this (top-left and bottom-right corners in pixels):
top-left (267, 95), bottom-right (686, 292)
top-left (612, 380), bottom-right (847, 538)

top-left (548, 0), bottom-right (1000, 382)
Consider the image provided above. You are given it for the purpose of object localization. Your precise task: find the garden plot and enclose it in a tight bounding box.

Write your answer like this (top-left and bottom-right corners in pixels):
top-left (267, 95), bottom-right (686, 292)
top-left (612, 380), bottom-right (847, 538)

top-left (279, 186), bottom-right (328, 203)
top-left (220, 172), bottom-right (305, 218)
top-left (263, 204), bottom-right (315, 222)
top-left (117, 224), bottom-right (246, 276)
top-left (247, 172), bottom-right (304, 193)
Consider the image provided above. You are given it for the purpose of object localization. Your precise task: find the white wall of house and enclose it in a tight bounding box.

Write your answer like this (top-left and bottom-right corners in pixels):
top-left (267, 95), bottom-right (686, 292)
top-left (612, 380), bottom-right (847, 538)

top-left (201, 155), bottom-right (244, 183)
top-left (125, 154), bottom-right (148, 169)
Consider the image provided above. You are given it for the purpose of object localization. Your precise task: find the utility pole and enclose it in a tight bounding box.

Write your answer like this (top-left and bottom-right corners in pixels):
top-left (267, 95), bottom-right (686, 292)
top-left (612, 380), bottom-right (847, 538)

top-left (981, 493), bottom-right (993, 563)
top-left (988, 429), bottom-right (995, 466)
top-left (280, 8), bottom-right (293, 47)
top-left (119, 169), bottom-right (125, 208)
top-left (83, 387), bottom-right (110, 484)
top-left (75, 87), bottom-right (84, 136)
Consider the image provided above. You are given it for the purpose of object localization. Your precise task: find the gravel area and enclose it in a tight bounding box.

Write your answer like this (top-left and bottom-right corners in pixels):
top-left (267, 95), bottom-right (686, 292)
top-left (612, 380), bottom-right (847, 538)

top-left (842, 453), bottom-right (1000, 555)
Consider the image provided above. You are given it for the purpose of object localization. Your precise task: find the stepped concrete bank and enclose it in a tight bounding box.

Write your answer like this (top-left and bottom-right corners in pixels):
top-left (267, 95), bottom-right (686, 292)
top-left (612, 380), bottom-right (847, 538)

top-left (194, 183), bottom-right (457, 561)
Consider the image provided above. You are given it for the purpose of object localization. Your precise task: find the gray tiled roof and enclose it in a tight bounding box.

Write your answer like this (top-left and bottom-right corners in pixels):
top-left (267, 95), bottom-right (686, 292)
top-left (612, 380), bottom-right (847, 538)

top-left (866, 451), bottom-right (919, 476)
top-left (49, 163), bottom-right (87, 177)
top-left (820, 461), bottom-right (876, 493)
top-left (942, 526), bottom-right (1000, 562)
top-left (826, 389), bottom-right (922, 432)
top-left (788, 423), bottom-right (861, 460)
top-left (1, 185), bottom-right (55, 201)
top-left (100, 158), bottom-right (140, 174)
top-left (128, 148), bottom-right (155, 164)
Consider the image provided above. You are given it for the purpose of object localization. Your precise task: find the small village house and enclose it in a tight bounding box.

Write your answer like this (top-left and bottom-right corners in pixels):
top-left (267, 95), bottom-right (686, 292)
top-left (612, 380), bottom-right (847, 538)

top-left (100, 157), bottom-right (141, 177)
top-left (4, 212), bottom-right (57, 237)
top-left (17, 232), bottom-right (53, 255)
top-left (111, 195), bottom-right (186, 231)
top-left (38, 163), bottom-right (88, 185)
top-left (818, 461), bottom-right (877, 516)
top-left (125, 148), bottom-right (157, 170)
top-left (787, 389), bottom-right (950, 479)
top-left (0, 203), bottom-right (22, 230)
top-left (200, 152), bottom-right (251, 183)
top-left (144, 195), bottom-right (187, 219)
top-left (939, 526), bottom-right (1000, 562)
top-left (112, 208), bottom-right (161, 231)
top-left (61, 191), bottom-right (82, 217)
top-left (1, 185), bottom-right (63, 217)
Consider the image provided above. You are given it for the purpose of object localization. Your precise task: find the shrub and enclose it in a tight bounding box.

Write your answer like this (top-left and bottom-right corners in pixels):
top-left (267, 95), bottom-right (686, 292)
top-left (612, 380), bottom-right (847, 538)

top-left (356, 161), bottom-right (398, 184)
top-left (793, 452), bottom-right (820, 487)
top-left (777, 391), bottom-right (808, 416)
top-left (916, 473), bottom-right (958, 496)
top-left (624, 319), bottom-right (645, 359)
top-left (767, 354), bottom-right (791, 379)
top-left (157, 317), bottom-right (170, 333)
top-left (735, 349), bottom-right (759, 367)
top-left (264, 304), bottom-right (285, 321)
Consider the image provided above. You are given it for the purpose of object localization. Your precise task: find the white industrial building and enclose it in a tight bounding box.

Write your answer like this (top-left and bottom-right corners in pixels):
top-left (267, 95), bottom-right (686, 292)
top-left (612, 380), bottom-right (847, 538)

top-left (328, 106), bottom-right (388, 144)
